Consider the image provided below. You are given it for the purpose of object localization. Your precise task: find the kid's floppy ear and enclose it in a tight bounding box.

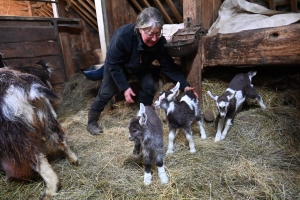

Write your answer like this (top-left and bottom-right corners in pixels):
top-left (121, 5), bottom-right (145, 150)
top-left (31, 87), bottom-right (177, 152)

top-left (138, 103), bottom-right (147, 125)
top-left (207, 91), bottom-right (219, 101)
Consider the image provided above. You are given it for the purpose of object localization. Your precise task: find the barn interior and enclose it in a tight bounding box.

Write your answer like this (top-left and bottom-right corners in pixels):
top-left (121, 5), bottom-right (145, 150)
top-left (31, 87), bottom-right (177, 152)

top-left (0, 0), bottom-right (300, 199)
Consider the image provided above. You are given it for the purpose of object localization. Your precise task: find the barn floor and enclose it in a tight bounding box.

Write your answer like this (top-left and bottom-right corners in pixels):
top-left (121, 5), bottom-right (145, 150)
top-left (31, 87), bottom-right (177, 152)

top-left (1, 66), bottom-right (300, 199)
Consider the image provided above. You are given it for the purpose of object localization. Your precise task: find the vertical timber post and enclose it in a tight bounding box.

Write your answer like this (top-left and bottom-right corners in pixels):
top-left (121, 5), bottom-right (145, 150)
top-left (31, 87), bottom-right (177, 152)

top-left (183, 0), bottom-right (203, 107)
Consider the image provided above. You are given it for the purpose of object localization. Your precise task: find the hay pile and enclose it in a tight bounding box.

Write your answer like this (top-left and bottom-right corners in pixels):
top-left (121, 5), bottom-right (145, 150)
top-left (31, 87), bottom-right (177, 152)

top-left (1, 67), bottom-right (300, 199)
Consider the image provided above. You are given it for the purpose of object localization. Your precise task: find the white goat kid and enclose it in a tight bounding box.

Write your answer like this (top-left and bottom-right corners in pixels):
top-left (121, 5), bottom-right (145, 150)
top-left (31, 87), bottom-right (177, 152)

top-left (207, 71), bottom-right (266, 142)
top-left (154, 82), bottom-right (206, 154)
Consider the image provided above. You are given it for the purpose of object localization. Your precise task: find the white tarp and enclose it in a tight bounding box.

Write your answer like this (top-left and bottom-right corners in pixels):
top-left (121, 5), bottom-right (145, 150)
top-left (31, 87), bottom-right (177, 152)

top-left (163, 23), bottom-right (184, 42)
top-left (207, 0), bottom-right (300, 36)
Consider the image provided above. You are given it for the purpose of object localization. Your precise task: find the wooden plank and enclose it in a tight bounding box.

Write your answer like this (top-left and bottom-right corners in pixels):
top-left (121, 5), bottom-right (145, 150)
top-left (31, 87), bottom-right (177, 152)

top-left (153, 0), bottom-right (174, 24)
top-left (87, 0), bottom-right (96, 9)
top-left (141, 0), bottom-right (151, 7)
top-left (166, 0), bottom-right (183, 22)
top-left (3, 55), bottom-right (63, 71)
top-left (0, 26), bottom-right (56, 43)
top-left (183, 0), bottom-right (201, 26)
top-left (49, 69), bottom-right (66, 84)
top-left (268, 0), bottom-right (276, 9)
top-left (290, 0), bottom-right (298, 12)
top-left (78, 0), bottom-right (97, 19)
top-left (202, 24), bottom-right (300, 66)
top-left (0, 41), bottom-right (59, 58)
top-left (201, 0), bottom-right (213, 30)
top-left (182, 0), bottom-right (203, 106)
top-left (59, 33), bottom-right (75, 80)
top-left (212, 0), bottom-right (222, 23)
top-left (131, 0), bottom-right (143, 12)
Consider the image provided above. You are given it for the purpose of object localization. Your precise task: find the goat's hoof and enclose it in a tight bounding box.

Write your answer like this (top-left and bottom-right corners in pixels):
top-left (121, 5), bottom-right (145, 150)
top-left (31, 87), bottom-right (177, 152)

top-left (201, 135), bottom-right (207, 140)
top-left (166, 150), bottom-right (174, 154)
top-left (71, 160), bottom-right (79, 166)
top-left (214, 138), bottom-right (221, 142)
top-left (190, 149), bottom-right (196, 153)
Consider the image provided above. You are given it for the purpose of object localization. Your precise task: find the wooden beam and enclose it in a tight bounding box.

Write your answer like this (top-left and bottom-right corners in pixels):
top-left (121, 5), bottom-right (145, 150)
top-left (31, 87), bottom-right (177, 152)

top-left (141, 0), bottom-right (151, 7)
top-left (95, 0), bottom-right (108, 61)
top-left (153, 0), bottom-right (173, 24)
top-left (78, 0), bottom-right (97, 19)
top-left (290, 0), bottom-right (298, 12)
top-left (268, 0), bottom-right (276, 10)
top-left (86, 0), bottom-right (95, 10)
top-left (165, 0), bottom-right (182, 22)
top-left (131, 0), bottom-right (143, 12)
top-left (183, 0), bottom-right (203, 106)
top-left (65, 0), bottom-right (97, 30)
top-left (202, 24), bottom-right (300, 66)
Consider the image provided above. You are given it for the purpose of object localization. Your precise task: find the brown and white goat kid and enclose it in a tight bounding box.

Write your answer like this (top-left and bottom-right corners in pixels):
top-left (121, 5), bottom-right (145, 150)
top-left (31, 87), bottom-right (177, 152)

top-left (0, 68), bottom-right (78, 199)
top-left (128, 103), bottom-right (168, 185)
top-left (207, 71), bottom-right (266, 142)
top-left (154, 82), bottom-right (207, 154)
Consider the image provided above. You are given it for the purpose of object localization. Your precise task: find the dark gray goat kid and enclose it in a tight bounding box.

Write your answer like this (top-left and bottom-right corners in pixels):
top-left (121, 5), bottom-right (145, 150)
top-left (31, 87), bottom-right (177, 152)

top-left (128, 103), bottom-right (168, 185)
top-left (207, 71), bottom-right (266, 142)
top-left (154, 82), bottom-right (207, 154)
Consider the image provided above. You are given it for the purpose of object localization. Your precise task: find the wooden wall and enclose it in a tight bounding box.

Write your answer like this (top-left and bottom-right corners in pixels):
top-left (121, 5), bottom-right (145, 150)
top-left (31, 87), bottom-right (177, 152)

top-left (0, 17), bottom-right (81, 106)
top-left (0, 0), bottom-right (32, 16)
top-left (105, 0), bottom-right (138, 40)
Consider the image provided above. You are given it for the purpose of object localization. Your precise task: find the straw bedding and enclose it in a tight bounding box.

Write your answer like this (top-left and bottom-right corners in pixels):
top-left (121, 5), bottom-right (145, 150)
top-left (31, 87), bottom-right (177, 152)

top-left (1, 66), bottom-right (299, 199)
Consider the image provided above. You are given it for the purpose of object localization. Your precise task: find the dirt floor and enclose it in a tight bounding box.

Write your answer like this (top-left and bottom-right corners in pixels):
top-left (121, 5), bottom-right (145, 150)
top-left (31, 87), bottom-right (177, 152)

top-left (1, 65), bottom-right (300, 199)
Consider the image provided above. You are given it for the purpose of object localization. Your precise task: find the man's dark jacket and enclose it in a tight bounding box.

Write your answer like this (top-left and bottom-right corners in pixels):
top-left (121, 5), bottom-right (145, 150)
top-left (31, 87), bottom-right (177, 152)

top-left (105, 23), bottom-right (189, 92)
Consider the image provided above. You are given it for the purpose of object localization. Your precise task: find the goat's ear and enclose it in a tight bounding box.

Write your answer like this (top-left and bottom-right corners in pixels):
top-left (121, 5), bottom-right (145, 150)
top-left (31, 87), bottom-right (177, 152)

top-left (207, 91), bottom-right (218, 101)
top-left (171, 82), bottom-right (180, 93)
top-left (227, 91), bottom-right (236, 101)
top-left (168, 82), bottom-right (180, 101)
top-left (138, 103), bottom-right (147, 125)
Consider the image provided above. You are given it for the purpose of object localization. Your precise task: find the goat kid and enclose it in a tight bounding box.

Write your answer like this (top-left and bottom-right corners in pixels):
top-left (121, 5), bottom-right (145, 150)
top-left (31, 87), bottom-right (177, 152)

top-left (0, 68), bottom-right (78, 199)
top-left (128, 103), bottom-right (168, 185)
top-left (207, 71), bottom-right (266, 142)
top-left (154, 82), bottom-right (206, 154)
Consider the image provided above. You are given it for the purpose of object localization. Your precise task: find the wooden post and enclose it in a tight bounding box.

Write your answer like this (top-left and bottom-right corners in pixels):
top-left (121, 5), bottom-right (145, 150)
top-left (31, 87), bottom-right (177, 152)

top-left (183, 0), bottom-right (221, 107)
top-left (183, 0), bottom-right (203, 106)
top-left (95, 0), bottom-right (109, 61)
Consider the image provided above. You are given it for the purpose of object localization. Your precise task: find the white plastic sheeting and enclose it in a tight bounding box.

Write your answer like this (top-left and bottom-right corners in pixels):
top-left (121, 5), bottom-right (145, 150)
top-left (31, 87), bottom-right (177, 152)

top-left (208, 0), bottom-right (300, 36)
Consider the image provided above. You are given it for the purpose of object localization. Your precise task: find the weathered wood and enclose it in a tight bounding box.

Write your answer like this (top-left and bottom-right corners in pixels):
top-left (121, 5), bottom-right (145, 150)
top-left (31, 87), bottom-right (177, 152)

top-left (268, 0), bottom-right (276, 9)
top-left (183, 0), bottom-right (201, 27)
top-left (0, 41), bottom-right (59, 58)
top-left (0, 26), bottom-right (56, 43)
top-left (3, 55), bottom-right (63, 71)
top-left (87, 0), bottom-right (96, 9)
top-left (202, 24), bottom-right (300, 66)
top-left (290, 0), bottom-right (298, 12)
top-left (182, 0), bottom-right (203, 106)
top-left (153, 0), bottom-right (174, 24)
top-left (131, 0), bottom-right (143, 12)
top-left (165, 0), bottom-right (183, 22)
top-left (59, 33), bottom-right (75, 80)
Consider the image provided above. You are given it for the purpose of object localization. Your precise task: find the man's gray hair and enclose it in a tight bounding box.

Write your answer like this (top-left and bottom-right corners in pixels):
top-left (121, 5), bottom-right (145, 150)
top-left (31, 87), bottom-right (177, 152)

top-left (135, 7), bottom-right (164, 33)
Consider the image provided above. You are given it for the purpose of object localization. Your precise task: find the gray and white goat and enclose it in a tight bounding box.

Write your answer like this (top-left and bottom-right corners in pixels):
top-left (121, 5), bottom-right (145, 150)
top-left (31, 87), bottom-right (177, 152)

top-left (207, 71), bottom-right (266, 142)
top-left (128, 103), bottom-right (168, 185)
top-left (154, 82), bottom-right (207, 154)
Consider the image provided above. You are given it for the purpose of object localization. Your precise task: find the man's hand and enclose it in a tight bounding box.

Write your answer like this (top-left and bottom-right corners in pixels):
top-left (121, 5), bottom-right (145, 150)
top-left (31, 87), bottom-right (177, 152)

top-left (184, 86), bottom-right (198, 99)
top-left (124, 87), bottom-right (136, 103)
